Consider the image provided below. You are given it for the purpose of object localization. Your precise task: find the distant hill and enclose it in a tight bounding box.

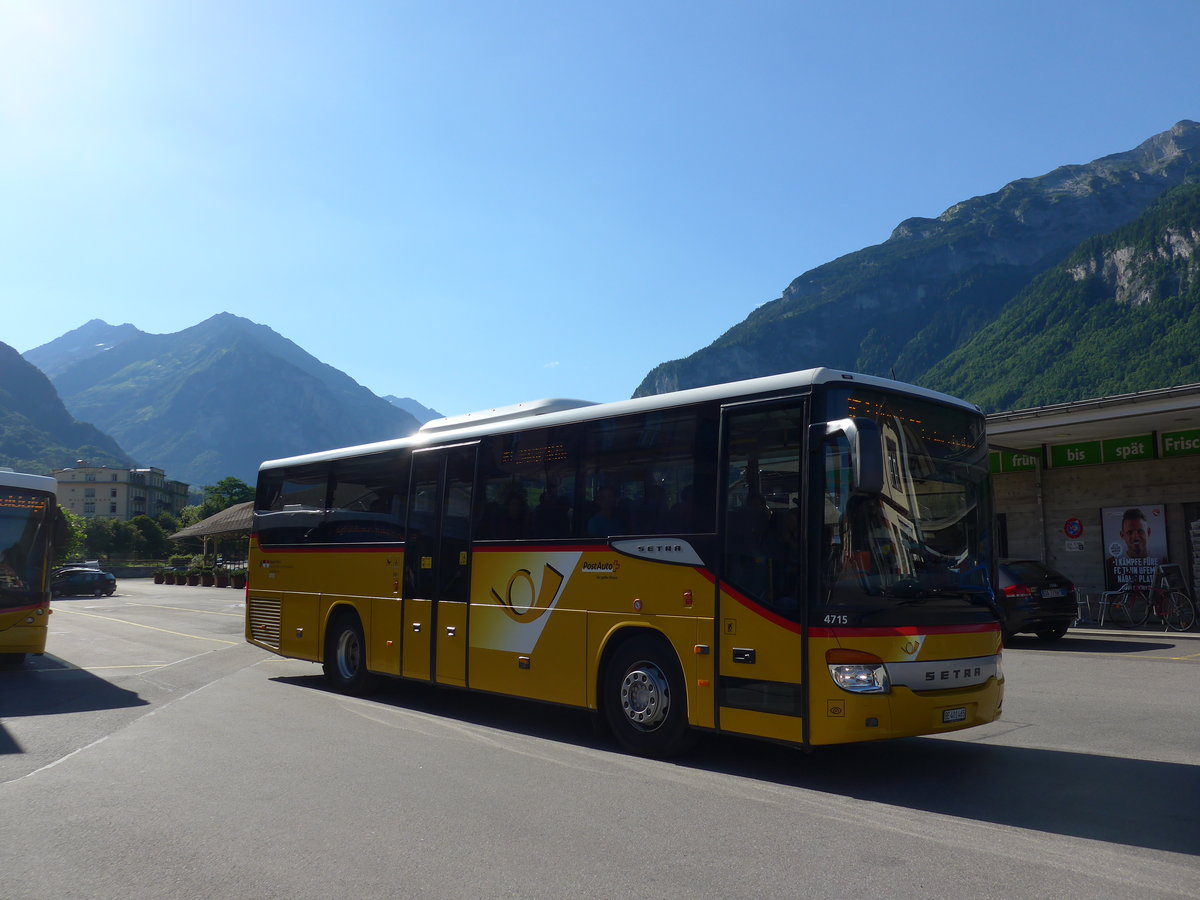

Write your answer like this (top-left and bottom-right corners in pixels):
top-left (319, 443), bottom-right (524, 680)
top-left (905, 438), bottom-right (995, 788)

top-left (22, 319), bottom-right (145, 379)
top-left (384, 395), bottom-right (443, 424)
top-left (29, 313), bottom-right (422, 486)
top-left (0, 341), bottom-right (134, 475)
top-left (925, 181), bottom-right (1200, 409)
top-left (633, 120), bottom-right (1200, 407)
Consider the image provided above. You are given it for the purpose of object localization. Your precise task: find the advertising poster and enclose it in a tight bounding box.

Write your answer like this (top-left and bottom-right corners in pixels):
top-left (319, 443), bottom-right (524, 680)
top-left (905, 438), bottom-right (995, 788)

top-left (1102, 505), bottom-right (1168, 589)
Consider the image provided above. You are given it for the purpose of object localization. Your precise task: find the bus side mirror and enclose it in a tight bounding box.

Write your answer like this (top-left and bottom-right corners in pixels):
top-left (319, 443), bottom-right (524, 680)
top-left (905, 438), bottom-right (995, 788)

top-left (53, 507), bottom-right (70, 556)
top-left (822, 418), bottom-right (884, 495)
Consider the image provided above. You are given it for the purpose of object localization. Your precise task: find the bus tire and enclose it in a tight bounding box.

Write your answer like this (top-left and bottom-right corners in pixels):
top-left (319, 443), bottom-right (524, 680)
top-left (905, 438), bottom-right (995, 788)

top-left (323, 610), bottom-right (376, 695)
top-left (602, 633), bottom-right (694, 759)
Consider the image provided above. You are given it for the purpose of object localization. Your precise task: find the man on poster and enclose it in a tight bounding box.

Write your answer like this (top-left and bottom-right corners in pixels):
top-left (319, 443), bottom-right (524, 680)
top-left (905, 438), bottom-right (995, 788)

top-left (1103, 506), bottom-right (1167, 590)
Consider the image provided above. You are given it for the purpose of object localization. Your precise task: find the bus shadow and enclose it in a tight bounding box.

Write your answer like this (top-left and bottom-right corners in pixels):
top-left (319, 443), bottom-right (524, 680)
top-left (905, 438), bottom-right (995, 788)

top-left (1006, 634), bottom-right (1180, 653)
top-left (692, 735), bottom-right (1200, 857)
top-left (274, 672), bottom-right (1198, 857)
top-left (0, 655), bottom-right (149, 719)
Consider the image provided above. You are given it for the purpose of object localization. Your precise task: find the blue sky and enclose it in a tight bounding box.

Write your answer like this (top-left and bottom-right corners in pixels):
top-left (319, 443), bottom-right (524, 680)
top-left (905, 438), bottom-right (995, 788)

top-left (3, 1), bottom-right (1198, 417)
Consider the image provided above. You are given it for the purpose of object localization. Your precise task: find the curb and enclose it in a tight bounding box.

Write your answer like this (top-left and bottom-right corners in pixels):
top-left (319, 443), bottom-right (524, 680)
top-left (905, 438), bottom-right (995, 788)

top-left (1068, 625), bottom-right (1200, 640)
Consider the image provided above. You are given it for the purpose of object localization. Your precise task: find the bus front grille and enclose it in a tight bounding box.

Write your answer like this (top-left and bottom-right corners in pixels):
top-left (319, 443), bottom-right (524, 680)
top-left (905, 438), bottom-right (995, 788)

top-left (248, 598), bottom-right (282, 650)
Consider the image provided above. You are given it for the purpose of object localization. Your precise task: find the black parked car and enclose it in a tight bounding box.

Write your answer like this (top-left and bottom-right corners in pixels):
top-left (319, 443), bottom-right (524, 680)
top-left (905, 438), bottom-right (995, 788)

top-left (51, 568), bottom-right (117, 597)
top-left (997, 560), bottom-right (1076, 641)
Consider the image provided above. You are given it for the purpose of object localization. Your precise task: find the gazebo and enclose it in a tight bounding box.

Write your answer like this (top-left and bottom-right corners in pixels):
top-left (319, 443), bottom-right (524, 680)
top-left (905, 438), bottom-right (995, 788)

top-left (169, 500), bottom-right (254, 565)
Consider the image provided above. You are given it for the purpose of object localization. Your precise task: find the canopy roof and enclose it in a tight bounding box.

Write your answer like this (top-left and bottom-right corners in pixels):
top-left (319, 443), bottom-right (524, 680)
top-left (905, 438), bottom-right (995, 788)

top-left (170, 501), bottom-right (254, 541)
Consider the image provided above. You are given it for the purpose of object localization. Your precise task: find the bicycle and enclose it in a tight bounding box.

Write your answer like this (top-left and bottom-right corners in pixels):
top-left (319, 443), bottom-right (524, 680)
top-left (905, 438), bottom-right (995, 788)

top-left (1104, 582), bottom-right (1196, 631)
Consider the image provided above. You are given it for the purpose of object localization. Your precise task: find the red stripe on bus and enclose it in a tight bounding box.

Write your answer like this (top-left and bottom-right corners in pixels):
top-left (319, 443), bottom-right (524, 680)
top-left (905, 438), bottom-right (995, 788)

top-left (809, 623), bottom-right (1001, 638)
top-left (472, 543), bottom-right (609, 553)
top-left (1, 601), bottom-right (50, 615)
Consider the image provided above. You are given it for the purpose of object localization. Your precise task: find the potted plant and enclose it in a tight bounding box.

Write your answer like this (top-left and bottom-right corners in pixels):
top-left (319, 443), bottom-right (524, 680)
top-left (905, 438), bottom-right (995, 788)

top-left (230, 569), bottom-right (247, 589)
top-left (215, 570), bottom-right (230, 588)
top-left (201, 569), bottom-right (215, 587)
top-left (186, 569), bottom-right (201, 586)
top-left (153, 569), bottom-right (165, 584)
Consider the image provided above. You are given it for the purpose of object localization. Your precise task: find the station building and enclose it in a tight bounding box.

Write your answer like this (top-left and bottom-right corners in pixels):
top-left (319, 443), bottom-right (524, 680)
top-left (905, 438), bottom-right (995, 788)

top-left (986, 383), bottom-right (1200, 601)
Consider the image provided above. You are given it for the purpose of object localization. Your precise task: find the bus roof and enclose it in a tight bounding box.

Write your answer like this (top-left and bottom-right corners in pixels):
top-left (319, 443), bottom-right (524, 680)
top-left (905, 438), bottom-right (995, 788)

top-left (0, 468), bottom-right (58, 495)
top-left (259, 367), bottom-right (979, 472)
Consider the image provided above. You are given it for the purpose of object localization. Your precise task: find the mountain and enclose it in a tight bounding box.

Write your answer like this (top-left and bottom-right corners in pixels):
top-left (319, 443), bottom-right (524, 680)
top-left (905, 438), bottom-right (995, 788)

top-left (384, 395), bottom-right (443, 424)
top-left (0, 341), bottom-right (135, 475)
top-left (633, 120), bottom-right (1200, 404)
top-left (924, 181), bottom-right (1200, 409)
top-left (29, 314), bottom-right (422, 487)
top-left (22, 319), bottom-right (145, 379)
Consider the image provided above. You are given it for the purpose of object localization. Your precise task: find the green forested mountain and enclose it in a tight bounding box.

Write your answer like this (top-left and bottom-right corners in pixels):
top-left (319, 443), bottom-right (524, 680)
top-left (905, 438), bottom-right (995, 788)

top-left (27, 314), bottom-right (421, 487)
top-left (633, 120), bottom-right (1200, 409)
top-left (924, 182), bottom-right (1200, 409)
top-left (0, 341), bottom-right (134, 475)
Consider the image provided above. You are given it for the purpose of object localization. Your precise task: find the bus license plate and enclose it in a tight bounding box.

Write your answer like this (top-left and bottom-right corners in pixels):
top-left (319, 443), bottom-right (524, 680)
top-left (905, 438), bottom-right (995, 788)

top-left (943, 707), bottom-right (967, 724)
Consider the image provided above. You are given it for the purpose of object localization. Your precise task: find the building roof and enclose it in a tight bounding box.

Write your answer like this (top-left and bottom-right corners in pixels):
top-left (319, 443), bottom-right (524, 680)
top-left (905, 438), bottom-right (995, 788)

top-left (986, 382), bottom-right (1200, 450)
top-left (170, 501), bottom-right (254, 541)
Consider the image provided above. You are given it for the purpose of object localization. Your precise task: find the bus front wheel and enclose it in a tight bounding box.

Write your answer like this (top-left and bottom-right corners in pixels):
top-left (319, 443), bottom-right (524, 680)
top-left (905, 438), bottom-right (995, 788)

top-left (323, 611), bottom-right (375, 695)
top-left (602, 633), bottom-right (694, 759)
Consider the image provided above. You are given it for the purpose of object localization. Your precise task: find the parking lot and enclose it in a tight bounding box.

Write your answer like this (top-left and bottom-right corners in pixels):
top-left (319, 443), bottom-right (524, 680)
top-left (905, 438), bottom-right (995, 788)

top-left (3, 579), bottom-right (1199, 898)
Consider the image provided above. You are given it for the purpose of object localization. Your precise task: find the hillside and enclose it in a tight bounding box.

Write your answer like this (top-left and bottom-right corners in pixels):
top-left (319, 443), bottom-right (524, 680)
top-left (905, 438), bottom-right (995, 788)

top-left (31, 314), bottom-right (421, 486)
top-left (384, 395), bottom-right (443, 424)
top-left (633, 120), bottom-right (1200, 402)
top-left (0, 341), bottom-right (134, 475)
top-left (925, 182), bottom-right (1200, 409)
top-left (22, 319), bottom-right (145, 379)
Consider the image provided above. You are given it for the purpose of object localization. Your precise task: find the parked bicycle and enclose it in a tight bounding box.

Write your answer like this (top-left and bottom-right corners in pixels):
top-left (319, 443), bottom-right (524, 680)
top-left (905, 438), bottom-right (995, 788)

top-left (1104, 580), bottom-right (1196, 631)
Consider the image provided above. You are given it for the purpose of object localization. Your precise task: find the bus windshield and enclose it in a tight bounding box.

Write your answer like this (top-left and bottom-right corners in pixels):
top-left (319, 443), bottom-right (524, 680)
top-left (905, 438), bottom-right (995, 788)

top-left (0, 488), bottom-right (55, 608)
top-left (819, 388), bottom-right (995, 623)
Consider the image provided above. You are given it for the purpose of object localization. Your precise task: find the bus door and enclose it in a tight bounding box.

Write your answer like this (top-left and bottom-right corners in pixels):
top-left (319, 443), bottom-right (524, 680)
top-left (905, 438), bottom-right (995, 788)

top-left (402, 442), bottom-right (477, 686)
top-left (717, 400), bottom-right (807, 744)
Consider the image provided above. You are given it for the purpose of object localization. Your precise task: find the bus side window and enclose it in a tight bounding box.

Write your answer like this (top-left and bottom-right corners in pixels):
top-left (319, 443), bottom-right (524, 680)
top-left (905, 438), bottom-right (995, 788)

top-left (479, 429), bottom-right (576, 541)
top-left (326, 452), bottom-right (408, 543)
top-left (255, 465), bottom-right (330, 546)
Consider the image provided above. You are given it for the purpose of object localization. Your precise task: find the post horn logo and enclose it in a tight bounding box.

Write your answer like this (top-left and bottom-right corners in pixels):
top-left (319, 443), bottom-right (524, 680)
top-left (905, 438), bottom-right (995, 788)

top-left (490, 564), bottom-right (565, 623)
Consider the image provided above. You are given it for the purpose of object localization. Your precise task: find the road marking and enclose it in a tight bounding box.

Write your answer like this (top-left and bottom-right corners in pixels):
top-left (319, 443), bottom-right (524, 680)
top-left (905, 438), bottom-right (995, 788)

top-left (85, 664), bottom-right (169, 670)
top-left (129, 603), bottom-right (243, 619)
top-left (53, 607), bottom-right (238, 645)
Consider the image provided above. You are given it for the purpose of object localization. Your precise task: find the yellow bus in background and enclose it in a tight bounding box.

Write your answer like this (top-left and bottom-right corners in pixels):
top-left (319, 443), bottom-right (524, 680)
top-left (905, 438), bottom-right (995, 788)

top-left (0, 469), bottom-right (63, 666)
top-left (246, 369), bottom-right (1003, 757)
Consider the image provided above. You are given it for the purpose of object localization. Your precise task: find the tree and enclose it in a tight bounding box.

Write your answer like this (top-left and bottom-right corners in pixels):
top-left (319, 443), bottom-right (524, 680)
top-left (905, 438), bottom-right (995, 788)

top-left (55, 507), bottom-right (86, 563)
top-left (203, 477), bottom-right (254, 509)
top-left (82, 517), bottom-right (117, 559)
top-left (130, 515), bottom-right (171, 559)
top-left (156, 511), bottom-right (181, 535)
top-left (189, 477), bottom-right (255, 523)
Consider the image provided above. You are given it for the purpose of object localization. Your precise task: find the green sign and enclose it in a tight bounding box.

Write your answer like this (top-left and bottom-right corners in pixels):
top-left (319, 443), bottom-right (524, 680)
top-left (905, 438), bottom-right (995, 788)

top-left (1102, 434), bottom-right (1154, 463)
top-left (1050, 441), bottom-right (1102, 467)
top-left (990, 450), bottom-right (1039, 473)
top-left (1162, 429), bottom-right (1200, 458)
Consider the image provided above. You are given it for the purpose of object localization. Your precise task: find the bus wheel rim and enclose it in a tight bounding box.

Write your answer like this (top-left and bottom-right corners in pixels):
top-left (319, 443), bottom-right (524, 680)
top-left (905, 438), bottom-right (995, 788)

top-left (619, 662), bottom-right (669, 730)
top-left (337, 631), bottom-right (360, 679)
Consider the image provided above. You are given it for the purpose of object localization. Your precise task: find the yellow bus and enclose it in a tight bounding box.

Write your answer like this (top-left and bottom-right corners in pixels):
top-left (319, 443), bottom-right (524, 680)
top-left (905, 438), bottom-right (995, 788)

top-left (0, 469), bottom-right (63, 666)
top-left (246, 369), bottom-right (1003, 756)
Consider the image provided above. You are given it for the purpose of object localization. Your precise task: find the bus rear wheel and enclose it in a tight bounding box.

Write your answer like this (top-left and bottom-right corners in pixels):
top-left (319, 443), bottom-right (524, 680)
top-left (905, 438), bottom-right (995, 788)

top-left (602, 633), bottom-right (693, 759)
top-left (323, 611), bottom-right (375, 695)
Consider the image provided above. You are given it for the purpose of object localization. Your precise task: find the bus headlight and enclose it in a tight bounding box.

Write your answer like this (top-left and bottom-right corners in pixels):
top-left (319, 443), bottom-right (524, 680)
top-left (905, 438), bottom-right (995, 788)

top-left (826, 649), bottom-right (890, 694)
